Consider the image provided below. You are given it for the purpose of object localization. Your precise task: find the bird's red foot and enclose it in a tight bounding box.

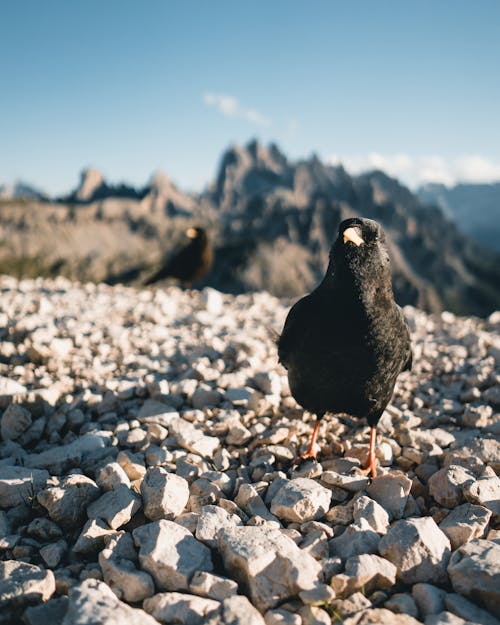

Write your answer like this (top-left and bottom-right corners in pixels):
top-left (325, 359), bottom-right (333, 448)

top-left (292, 449), bottom-right (318, 466)
top-left (355, 456), bottom-right (380, 479)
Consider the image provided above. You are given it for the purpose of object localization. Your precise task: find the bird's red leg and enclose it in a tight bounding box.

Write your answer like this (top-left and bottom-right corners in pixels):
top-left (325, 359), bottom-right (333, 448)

top-left (356, 426), bottom-right (379, 478)
top-left (293, 417), bottom-right (321, 465)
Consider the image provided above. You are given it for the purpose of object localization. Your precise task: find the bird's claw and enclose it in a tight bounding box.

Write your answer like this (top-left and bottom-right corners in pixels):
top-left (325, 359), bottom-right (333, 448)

top-left (292, 450), bottom-right (318, 466)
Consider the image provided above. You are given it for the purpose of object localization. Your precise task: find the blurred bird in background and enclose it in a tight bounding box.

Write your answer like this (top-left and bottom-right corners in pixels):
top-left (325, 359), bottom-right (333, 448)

top-left (144, 226), bottom-right (213, 287)
top-left (278, 217), bottom-right (412, 477)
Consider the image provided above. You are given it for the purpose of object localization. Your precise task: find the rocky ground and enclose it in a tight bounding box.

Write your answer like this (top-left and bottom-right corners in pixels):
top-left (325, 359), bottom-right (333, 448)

top-left (0, 276), bottom-right (498, 625)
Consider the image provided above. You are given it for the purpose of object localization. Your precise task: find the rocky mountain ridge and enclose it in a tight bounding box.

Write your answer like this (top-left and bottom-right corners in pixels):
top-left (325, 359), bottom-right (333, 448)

top-left (0, 141), bottom-right (499, 317)
top-left (418, 182), bottom-right (500, 252)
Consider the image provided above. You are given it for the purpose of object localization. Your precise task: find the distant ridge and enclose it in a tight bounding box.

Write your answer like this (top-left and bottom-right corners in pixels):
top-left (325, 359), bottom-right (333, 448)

top-left (418, 182), bottom-right (500, 251)
top-left (0, 139), bottom-right (499, 316)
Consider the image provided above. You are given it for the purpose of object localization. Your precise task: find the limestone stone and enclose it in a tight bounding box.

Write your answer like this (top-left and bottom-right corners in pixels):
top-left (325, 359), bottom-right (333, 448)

top-left (463, 477), bottom-right (500, 520)
top-left (0, 560), bottom-right (55, 607)
top-left (1, 402), bottom-right (32, 441)
top-left (379, 517), bottom-right (451, 584)
top-left (195, 504), bottom-right (242, 548)
top-left (439, 503), bottom-right (492, 549)
top-left (447, 539), bottom-right (500, 615)
top-left (218, 525), bottom-right (322, 612)
top-left (87, 484), bottom-right (141, 529)
top-left (342, 608), bottom-right (421, 625)
top-left (445, 593), bottom-right (499, 625)
top-left (270, 478), bottom-right (331, 523)
top-left (61, 579), bottom-right (159, 625)
top-left (96, 462), bottom-right (131, 491)
top-left (329, 519), bottom-right (380, 559)
top-left (141, 467), bottom-right (189, 520)
top-left (352, 495), bottom-right (390, 534)
top-left (37, 474), bottom-right (100, 527)
top-left (412, 583), bottom-right (446, 618)
top-left (428, 466), bottom-right (475, 508)
top-left (143, 591), bottom-right (220, 625)
top-left (189, 571), bottom-right (238, 601)
top-left (0, 466), bottom-right (49, 508)
top-left (133, 519), bottom-right (213, 591)
top-left (344, 554), bottom-right (397, 594)
top-left (365, 472), bottom-right (412, 519)
top-left (98, 548), bottom-right (154, 603)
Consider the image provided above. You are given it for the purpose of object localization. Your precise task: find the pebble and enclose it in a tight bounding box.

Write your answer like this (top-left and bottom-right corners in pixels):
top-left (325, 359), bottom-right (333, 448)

top-left (1, 403), bottom-right (32, 441)
top-left (141, 466), bottom-right (189, 520)
top-left (37, 474), bottom-right (100, 528)
top-left (447, 539), bottom-right (500, 615)
top-left (86, 483), bottom-right (141, 529)
top-left (62, 578), bottom-right (158, 624)
top-left (439, 503), bottom-right (492, 549)
top-left (270, 478), bottom-right (331, 523)
top-left (379, 517), bottom-right (451, 584)
top-left (218, 525), bottom-right (321, 612)
top-left (0, 560), bottom-right (55, 607)
top-left (133, 519), bottom-right (213, 591)
top-left (144, 591), bottom-right (220, 625)
top-left (365, 472), bottom-right (412, 520)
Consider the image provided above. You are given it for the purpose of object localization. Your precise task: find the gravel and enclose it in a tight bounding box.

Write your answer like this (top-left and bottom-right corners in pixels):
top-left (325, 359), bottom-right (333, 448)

top-left (0, 276), bottom-right (498, 624)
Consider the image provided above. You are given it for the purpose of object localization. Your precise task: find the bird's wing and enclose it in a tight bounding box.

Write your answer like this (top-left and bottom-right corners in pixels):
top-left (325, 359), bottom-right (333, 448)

top-left (397, 306), bottom-right (413, 372)
top-left (277, 296), bottom-right (312, 368)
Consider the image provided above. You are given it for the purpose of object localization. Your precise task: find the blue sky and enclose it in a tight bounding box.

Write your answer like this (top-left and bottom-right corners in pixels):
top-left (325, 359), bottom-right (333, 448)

top-left (1, 0), bottom-right (499, 195)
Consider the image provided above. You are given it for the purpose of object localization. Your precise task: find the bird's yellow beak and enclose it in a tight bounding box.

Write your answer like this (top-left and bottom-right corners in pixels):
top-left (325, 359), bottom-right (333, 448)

top-left (186, 228), bottom-right (198, 238)
top-left (343, 227), bottom-right (364, 247)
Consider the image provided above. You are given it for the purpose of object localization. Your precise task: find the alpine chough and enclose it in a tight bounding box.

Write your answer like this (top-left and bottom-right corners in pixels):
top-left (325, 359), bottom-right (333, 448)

top-left (144, 226), bottom-right (213, 287)
top-left (278, 217), bottom-right (412, 477)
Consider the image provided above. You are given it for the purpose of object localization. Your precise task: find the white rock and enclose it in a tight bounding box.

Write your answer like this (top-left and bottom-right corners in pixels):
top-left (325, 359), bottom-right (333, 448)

top-left (445, 593), bottom-right (499, 625)
top-left (73, 518), bottom-right (116, 554)
top-left (216, 595), bottom-right (267, 625)
top-left (270, 478), bottom-right (331, 523)
top-left (1, 403), bottom-right (32, 441)
top-left (23, 433), bottom-right (109, 474)
top-left (87, 484), bottom-right (141, 529)
top-left (463, 477), bottom-right (500, 520)
top-left (439, 503), bottom-right (492, 549)
top-left (379, 517), bottom-right (451, 584)
top-left (98, 547), bottom-right (155, 602)
top-left (169, 417), bottom-right (220, 456)
top-left (0, 560), bottom-right (55, 607)
top-left (141, 467), bottom-right (189, 520)
top-left (38, 474), bottom-right (100, 528)
top-left (264, 608), bottom-right (302, 625)
top-left (412, 583), bottom-right (446, 618)
top-left (96, 462), bottom-right (131, 491)
top-left (344, 554), bottom-right (397, 594)
top-left (143, 591), bottom-right (220, 625)
top-left (342, 608), bottom-right (421, 625)
top-left (61, 579), bottom-right (158, 625)
top-left (365, 472), bottom-right (412, 520)
top-left (329, 519), bottom-right (380, 559)
top-left (385, 593), bottom-right (418, 618)
top-left (428, 466), bottom-right (475, 508)
top-left (189, 571), bottom-right (238, 601)
top-left (447, 539), bottom-right (500, 615)
top-left (352, 495), bottom-right (390, 534)
top-left (117, 450), bottom-right (147, 480)
top-left (195, 504), bottom-right (242, 548)
top-left (133, 519), bottom-right (213, 591)
top-left (0, 466), bottom-right (49, 508)
top-left (218, 525), bottom-right (322, 612)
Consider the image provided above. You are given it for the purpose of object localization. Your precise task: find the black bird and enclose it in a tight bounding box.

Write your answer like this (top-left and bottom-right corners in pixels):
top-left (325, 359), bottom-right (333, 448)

top-left (278, 217), bottom-right (412, 477)
top-left (144, 226), bottom-right (213, 287)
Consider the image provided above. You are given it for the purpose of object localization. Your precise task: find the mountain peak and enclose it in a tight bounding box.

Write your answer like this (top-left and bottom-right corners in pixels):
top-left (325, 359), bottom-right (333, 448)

top-left (75, 168), bottom-right (106, 202)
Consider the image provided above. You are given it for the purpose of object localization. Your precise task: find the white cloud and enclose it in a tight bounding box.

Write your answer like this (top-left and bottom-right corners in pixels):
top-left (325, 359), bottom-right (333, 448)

top-left (326, 152), bottom-right (500, 188)
top-left (203, 92), bottom-right (271, 127)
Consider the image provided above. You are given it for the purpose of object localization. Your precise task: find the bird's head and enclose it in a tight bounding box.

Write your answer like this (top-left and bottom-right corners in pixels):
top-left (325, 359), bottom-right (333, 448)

top-left (186, 226), bottom-right (205, 239)
top-left (328, 217), bottom-right (392, 293)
